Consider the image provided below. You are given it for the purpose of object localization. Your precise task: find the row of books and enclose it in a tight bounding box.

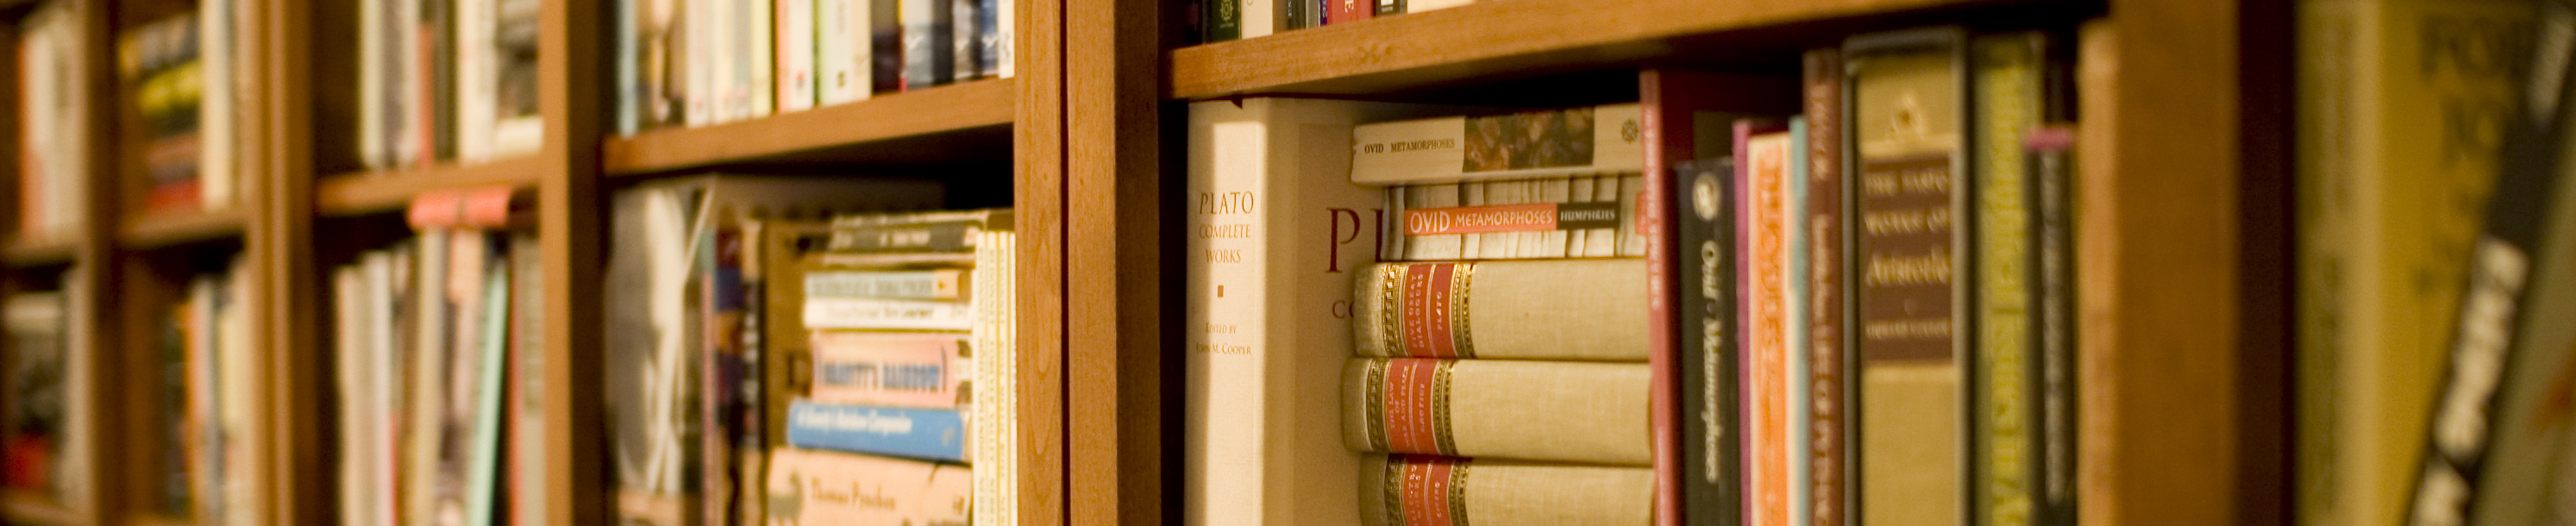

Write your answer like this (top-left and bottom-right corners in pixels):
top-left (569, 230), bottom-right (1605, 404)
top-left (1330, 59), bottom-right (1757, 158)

top-left (613, 0), bottom-right (1016, 135)
top-left (159, 260), bottom-right (257, 525)
top-left (17, 2), bottom-right (89, 239)
top-left (328, 213), bottom-right (546, 526)
top-left (1192, 0), bottom-right (1462, 42)
top-left (600, 175), bottom-right (1018, 525)
top-left (2300, 0), bottom-right (2576, 523)
top-left (120, 0), bottom-right (250, 216)
top-left (1186, 25), bottom-right (2079, 525)
top-left (1, 274), bottom-right (78, 505)
top-left (354, 0), bottom-right (545, 169)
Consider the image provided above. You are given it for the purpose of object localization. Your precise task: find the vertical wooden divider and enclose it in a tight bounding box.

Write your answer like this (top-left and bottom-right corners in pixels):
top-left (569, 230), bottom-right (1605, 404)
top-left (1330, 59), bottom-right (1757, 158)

top-left (539, 0), bottom-right (607, 523)
top-left (257, 0), bottom-right (324, 518)
top-left (1062, 0), bottom-right (1163, 517)
top-left (69, 0), bottom-right (121, 522)
top-left (1016, 0), bottom-right (1070, 518)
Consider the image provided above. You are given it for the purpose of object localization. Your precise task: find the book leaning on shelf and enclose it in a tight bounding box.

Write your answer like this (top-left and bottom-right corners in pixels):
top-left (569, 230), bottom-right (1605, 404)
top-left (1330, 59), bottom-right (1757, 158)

top-left (2, 280), bottom-right (75, 505)
top-left (329, 195), bottom-right (542, 526)
top-left (612, 0), bottom-right (1016, 135)
top-left (17, 1), bottom-right (88, 240)
top-left (354, 0), bottom-right (543, 169)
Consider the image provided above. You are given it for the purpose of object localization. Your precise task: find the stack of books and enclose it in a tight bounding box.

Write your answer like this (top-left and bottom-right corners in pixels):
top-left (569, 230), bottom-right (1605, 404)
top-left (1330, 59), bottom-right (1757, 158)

top-left (613, 0), bottom-right (1016, 135)
top-left (762, 210), bottom-right (1012, 525)
top-left (2, 282), bottom-right (74, 504)
top-left (354, 0), bottom-right (545, 168)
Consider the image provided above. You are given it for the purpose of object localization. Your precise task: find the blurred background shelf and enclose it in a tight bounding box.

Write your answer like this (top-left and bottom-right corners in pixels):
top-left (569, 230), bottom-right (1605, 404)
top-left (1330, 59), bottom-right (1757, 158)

top-left (313, 157), bottom-right (545, 216)
top-left (117, 208), bottom-right (246, 248)
top-left (603, 78), bottom-right (1018, 176)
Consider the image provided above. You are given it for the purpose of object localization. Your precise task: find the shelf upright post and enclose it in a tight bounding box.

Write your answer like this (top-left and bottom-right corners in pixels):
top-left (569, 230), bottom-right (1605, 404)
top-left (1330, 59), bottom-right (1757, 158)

top-left (1015, 0), bottom-right (1069, 518)
top-left (538, 0), bottom-right (607, 522)
top-left (254, 0), bottom-right (328, 518)
top-left (1062, 0), bottom-right (1168, 517)
top-left (70, 0), bottom-right (123, 523)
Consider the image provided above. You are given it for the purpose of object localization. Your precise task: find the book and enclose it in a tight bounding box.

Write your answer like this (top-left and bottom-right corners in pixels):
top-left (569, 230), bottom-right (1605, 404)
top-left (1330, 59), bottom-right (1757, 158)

top-left (802, 297), bottom-right (974, 330)
top-left (818, 0), bottom-right (872, 105)
top-left (121, 16), bottom-right (207, 214)
top-left (2026, 125), bottom-right (2078, 526)
top-left (1798, 49), bottom-right (1854, 526)
top-left (1326, 0), bottom-right (1367, 24)
top-left (827, 210), bottom-right (1010, 254)
top-left (459, 0), bottom-right (497, 161)
top-left (807, 331), bottom-right (971, 407)
top-left (1347, 260), bottom-right (1648, 361)
top-left (747, 0), bottom-right (776, 120)
top-left (2, 291), bottom-right (67, 498)
top-left (200, 0), bottom-right (240, 210)
top-left (2293, 1), bottom-right (2533, 525)
top-left (762, 448), bottom-right (972, 524)
top-left (899, 0), bottom-right (955, 89)
top-left (16, 2), bottom-right (81, 240)
top-left (508, 233), bottom-right (548, 526)
top-left (1968, 30), bottom-right (2046, 526)
top-left (2411, 1), bottom-right (2576, 522)
top-left (1738, 119), bottom-right (1807, 526)
top-left (1376, 174), bottom-right (1646, 260)
top-left (493, 0), bottom-right (542, 156)
top-left (978, 0), bottom-right (1004, 78)
top-left (1340, 358), bottom-right (1652, 465)
top-left (1188, 97), bottom-right (1476, 525)
top-left (969, 219), bottom-right (1019, 525)
top-left (1357, 454), bottom-right (1652, 526)
top-left (872, 0), bottom-right (902, 94)
top-left (783, 401), bottom-right (969, 462)
top-left (950, 0), bottom-right (980, 82)
top-left (1845, 27), bottom-right (1971, 526)
top-left (779, 0), bottom-right (818, 111)
top-left (1351, 103), bottom-right (1645, 185)
top-left (806, 269), bottom-right (970, 300)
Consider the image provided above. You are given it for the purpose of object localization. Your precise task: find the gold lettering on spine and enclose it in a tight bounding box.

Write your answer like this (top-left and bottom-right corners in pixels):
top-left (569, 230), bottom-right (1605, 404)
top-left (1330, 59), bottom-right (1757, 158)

top-left (1448, 461), bottom-right (1473, 526)
top-left (1449, 263), bottom-right (1476, 359)
top-left (1432, 360), bottom-right (1458, 455)
top-left (1365, 360), bottom-right (1390, 453)
top-left (1377, 265), bottom-right (1407, 356)
top-left (1382, 457), bottom-right (1407, 526)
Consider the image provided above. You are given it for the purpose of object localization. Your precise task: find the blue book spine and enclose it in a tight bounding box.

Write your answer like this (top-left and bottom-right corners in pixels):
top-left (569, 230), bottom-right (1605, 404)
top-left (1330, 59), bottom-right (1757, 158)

top-left (784, 401), bottom-right (969, 462)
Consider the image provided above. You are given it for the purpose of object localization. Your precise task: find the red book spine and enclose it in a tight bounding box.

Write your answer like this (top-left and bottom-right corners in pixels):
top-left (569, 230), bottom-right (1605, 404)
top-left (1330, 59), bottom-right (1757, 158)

top-left (1639, 70), bottom-right (1683, 526)
top-left (1328, 0), bottom-right (1371, 24)
top-left (1801, 48), bottom-right (1848, 526)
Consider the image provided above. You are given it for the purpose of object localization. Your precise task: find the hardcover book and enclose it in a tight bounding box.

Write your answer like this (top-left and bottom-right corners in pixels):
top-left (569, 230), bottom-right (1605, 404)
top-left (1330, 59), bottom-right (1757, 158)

top-left (1351, 103), bottom-right (1645, 185)
top-left (1340, 358), bottom-right (1652, 465)
top-left (784, 401), bottom-right (969, 462)
top-left (1358, 454), bottom-right (1652, 526)
top-left (1738, 119), bottom-right (1808, 526)
top-left (807, 331), bottom-right (971, 408)
top-left (1845, 27), bottom-right (1971, 526)
top-left (1377, 174), bottom-right (1646, 260)
top-left (763, 448), bottom-right (972, 525)
top-left (1799, 50), bottom-right (1854, 526)
top-left (1348, 260), bottom-right (1648, 361)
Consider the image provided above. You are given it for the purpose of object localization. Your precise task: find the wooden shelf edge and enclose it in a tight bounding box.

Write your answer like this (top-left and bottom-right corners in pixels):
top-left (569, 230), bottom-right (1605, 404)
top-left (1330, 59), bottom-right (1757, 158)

top-left (315, 156), bottom-right (548, 216)
top-left (118, 207), bottom-right (248, 249)
top-left (0, 490), bottom-right (86, 526)
top-left (1168, 0), bottom-right (2042, 98)
top-left (119, 514), bottom-right (191, 526)
top-left (1, 235), bottom-right (80, 267)
top-left (603, 78), bottom-right (1018, 176)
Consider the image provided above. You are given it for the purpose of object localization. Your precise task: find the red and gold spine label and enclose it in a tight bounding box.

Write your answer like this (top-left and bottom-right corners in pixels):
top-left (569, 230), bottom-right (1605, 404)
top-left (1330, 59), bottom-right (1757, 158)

top-left (1381, 454), bottom-right (1473, 526)
top-left (1363, 358), bottom-right (1460, 456)
top-left (1403, 202), bottom-right (1624, 235)
top-left (1379, 263), bottom-right (1480, 359)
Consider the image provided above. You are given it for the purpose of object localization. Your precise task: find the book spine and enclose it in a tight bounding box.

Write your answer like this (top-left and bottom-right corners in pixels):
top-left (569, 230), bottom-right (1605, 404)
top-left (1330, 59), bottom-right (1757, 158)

top-left (899, 0), bottom-right (933, 89)
top-left (2027, 125), bottom-right (2076, 526)
top-left (457, 0), bottom-right (493, 162)
top-left (763, 448), bottom-right (973, 524)
top-left (431, 0), bottom-right (457, 161)
top-left (1357, 454), bottom-right (1655, 526)
top-left (970, 227), bottom-right (1018, 525)
top-left (1682, 157), bottom-right (1741, 526)
top-left (1350, 103), bottom-right (1646, 185)
top-left (1242, 0), bottom-right (1273, 38)
top-left (995, 0), bottom-right (1011, 78)
top-left (1372, 0), bottom-right (1399, 17)
top-left (826, 215), bottom-right (997, 253)
top-left (1377, 175), bottom-right (1640, 260)
top-left (685, 0), bottom-right (712, 126)
top-left (801, 297), bottom-right (972, 331)
top-left (1802, 47), bottom-right (1852, 526)
top-left (1972, 31), bottom-right (2045, 526)
top-left (975, 0), bottom-right (1000, 78)
top-left (1785, 116), bottom-right (1814, 526)
top-left (464, 249), bottom-right (511, 526)
top-left (872, 0), bottom-right (901, 93)
top-left (805, 269), bottom-right (968, 300)
top-left (1738, 120), bottom-right (1794, 526)
top-left (817, 0), bottom-right (864, 104)
top-left (360, 0), bottom-right (390, 164)
top-left (1206, 0), bottom-right (1238, 42)
top-left (778, 0), bottom-right (815, 111)
top-left (783, 402), bottom-right (969, 462)
top-left (1348, 260), bottom-right (1648, 361)
top-left (1341, 358), bottom-right (1652, 465)
top-left (748, 0), bottom-right (774, 117)
top-left (1846, 28), bottom-right (1971, 526)
top-left (201, 0), bottom-right (235, 210)
top-left (950, 0), bottom-right (978, 82)
top-left (1326, 0), bottom-right (1367, 24)
top-left (807, 332), bottom-right (968, 407)
top-left (2411, 1), bottom-right (2576, 521)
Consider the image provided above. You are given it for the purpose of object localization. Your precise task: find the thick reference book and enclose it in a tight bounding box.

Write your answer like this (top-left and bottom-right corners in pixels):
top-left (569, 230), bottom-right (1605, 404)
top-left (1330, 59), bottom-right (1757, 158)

top-left (783, 400), bottom-right (969, 462)
top-left (1351, 103), bottom-right (1645, 185)
top-left (1798, 50), bottom-right (1855, 526)
top-left (1378, 174), bottom-right (1647, 260)
top-left (1358, 454), bottom-right (1653, 526)
top-left (1970, 30), bottom-right (2048, 526)
top-left (1340, 358), bottom-right (1652, 465)
top-left (1846, 27), bottom-right (1972, 526)
top-left (1186, 97), bottom-right (1465, 525)
top-left (1348, 260), bottom-right (1647, 361)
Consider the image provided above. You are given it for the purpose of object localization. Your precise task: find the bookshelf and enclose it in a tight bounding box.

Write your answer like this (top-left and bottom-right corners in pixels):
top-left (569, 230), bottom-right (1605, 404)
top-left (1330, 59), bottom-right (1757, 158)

top-left (0, 0), bottom-right (2296, 523)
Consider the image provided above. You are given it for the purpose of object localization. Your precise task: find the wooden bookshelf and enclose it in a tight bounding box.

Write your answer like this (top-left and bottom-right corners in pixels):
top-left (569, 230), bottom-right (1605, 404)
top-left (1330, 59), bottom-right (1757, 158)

top-left (1, 236), bottom-right (78, 267)
top-left (116, 207), bottom-right (246, 248)
top-left (603, 78), bottom-right (1019, 176)
top-left (0, 490), bottom-right (84, 526)
top-left (311, 157), bottom-right (545, 216)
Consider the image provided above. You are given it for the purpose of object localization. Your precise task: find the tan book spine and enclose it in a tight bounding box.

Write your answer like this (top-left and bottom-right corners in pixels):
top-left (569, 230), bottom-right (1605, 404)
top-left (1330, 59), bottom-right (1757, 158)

top-left (1357, 454), bottom-right (1652, 526)
top-left (1342, 358), bottom-right (1651, 465)
top-left (1349, 260), bottom-right (1649, 361)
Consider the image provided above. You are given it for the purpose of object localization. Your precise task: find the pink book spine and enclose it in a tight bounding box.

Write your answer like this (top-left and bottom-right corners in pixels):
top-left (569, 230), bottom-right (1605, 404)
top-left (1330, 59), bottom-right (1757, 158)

top-left (1736, 118), bottom-right (1791, 526)
top-left (806, 331), bottom-right (969, 408)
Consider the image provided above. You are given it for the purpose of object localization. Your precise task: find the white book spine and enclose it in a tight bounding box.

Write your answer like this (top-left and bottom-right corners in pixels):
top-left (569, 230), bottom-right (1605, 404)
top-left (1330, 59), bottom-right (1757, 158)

top-left (815, 0), bottom-right (862, 104)
top-left (200, 0), bottom-right (235, 210)
top-left (685, 0), bottom-right (713, 126)
top-left (747, 0), bottom-right (774, 117)
top-left (776, 0), bottom-right (816, 111)
top-left (995, 0), bottom-right (1011, 78)
top-left (1239, 0), bottom-right (1272, 38)
top-left (712, 0), bottom-right (741, 122)
top-left (802, 297), bottom-right (975, 331)
top-left (458, 0), bottom-right (496, 162)
top-left (333, 266), bottom-right (371, 526)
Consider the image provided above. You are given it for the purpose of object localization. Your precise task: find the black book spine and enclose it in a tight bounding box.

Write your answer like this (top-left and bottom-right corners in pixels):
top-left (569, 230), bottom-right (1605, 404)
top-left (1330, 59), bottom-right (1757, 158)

top-left (1674, 157), bottom-right (1741, 526)
top-left (2028, 125), bottom-right (2077, 526)
top-left (872, 0), bottom-right (902, 93)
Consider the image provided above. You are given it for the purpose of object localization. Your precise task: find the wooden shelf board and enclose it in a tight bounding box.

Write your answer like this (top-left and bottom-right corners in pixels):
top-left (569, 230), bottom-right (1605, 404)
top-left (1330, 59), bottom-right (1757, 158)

top-left (1, 235), bottom-right (80, 267)
top-left (0, 490), bottom-right (85, 526)
top-left (121, 515), bottom-right (191, 526)
top-left (1169, 0), bottom-right (2076, 98)
top-left (118, 207), bottom-right (248, 249)
top-left (603, 78), bottom-right (1017, 176)
top-left (315, 156), bottom-right (547, 216)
